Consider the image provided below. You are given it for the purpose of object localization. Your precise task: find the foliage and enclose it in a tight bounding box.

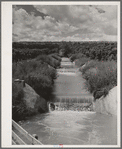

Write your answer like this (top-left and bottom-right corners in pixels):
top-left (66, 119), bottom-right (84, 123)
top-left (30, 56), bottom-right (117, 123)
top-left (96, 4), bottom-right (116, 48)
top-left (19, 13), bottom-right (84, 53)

top-left (36, 55), bottom-right (61, 69)
top-left (49, 54), bottom-right (62, 62)
top-left (12, 81), bottom-right (33, 121)
top-left (12, 41), bottom-right (117, 120)
top-left (12, 53), bottom-right (60, 121)
top-left (80, 60), bottom-right (98, 74)
top-left (13, 57), bottom-right (57, 100)
top-left (25, 73), bottom-right (53, 100)
top-left (74, 57), bottom-right (90, 67)
top-left (13, 42), bottom-right (59, 51)
top-left (13, 42), bottom-right (60, 62)
top-left (13, 41), bottom-right (117, 62)
top-left (59, 41), bottom-right (117, 61)
top-left (59, 42), bottom-right (73, 57)
top-left (70, 53), bottom-right (85, 62)
top-left (12, 81), bottom-right (24, 106)
top-left (81, 60), bottom-right (117, 93)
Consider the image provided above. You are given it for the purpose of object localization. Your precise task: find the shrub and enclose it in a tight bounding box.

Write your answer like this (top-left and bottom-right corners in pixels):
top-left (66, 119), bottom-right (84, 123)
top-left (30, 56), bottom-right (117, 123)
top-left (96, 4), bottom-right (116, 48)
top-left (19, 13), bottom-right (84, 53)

top-left (48, 56), bottom-right (60, 68)
top-left (25, 72), bottom-right (53, 100)
top-left (75, 57), bottom-right (90, 67)
top-left (12, 81), bottom-right (24, 106)
top-left (50, 54), bottom-right (61, 62)
top-left (70, 53), bottom-right (85, 62)
top-left (80, 60), bottom-right (98, 74)
top-left (12, 55), bottom-right (58, 121)
top-left (13, 58), bottom-right (57, 101)
top-left (12, 81), bottom-right (27, 121)
top-left (82, 60), bottom-right (117, 93)
top-left (36, 55), bottom-right (60, 69)
top-left (13, 60), bottom-right (44, 80)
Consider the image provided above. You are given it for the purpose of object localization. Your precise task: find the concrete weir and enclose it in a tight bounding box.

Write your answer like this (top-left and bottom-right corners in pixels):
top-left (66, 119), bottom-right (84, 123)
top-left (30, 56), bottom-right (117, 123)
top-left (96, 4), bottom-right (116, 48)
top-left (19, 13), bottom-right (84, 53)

top-left (51, 57), bottom-right (94, 112)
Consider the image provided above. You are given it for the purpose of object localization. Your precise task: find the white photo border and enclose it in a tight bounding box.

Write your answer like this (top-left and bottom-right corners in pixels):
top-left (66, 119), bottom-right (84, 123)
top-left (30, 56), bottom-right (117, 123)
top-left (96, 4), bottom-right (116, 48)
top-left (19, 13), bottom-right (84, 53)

top-left (1, 1), bottom-right (121, 148)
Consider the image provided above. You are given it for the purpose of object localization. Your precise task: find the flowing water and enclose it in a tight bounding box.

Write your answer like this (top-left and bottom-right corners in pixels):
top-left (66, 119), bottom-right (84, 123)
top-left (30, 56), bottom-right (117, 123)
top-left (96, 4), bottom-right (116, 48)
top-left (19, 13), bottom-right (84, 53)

top-left (21, 57), bottom-right (117, 145)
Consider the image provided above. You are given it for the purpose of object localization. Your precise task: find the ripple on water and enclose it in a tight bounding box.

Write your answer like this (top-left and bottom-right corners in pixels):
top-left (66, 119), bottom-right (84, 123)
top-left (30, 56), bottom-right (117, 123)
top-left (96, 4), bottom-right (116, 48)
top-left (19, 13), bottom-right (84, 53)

top-left (21, 111), bottom-right (117, 145)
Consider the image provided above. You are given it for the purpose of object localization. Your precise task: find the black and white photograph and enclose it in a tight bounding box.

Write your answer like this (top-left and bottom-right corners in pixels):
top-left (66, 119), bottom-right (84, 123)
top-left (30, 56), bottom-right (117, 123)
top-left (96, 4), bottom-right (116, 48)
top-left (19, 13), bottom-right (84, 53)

top-left (1, 1), bottom-right (121, 147)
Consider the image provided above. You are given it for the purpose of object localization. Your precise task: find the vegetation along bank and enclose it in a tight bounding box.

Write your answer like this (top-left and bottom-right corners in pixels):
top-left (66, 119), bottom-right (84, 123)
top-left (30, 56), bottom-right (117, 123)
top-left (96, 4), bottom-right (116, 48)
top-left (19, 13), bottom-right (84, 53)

top-left (12, 41), bottom-right (117, 121)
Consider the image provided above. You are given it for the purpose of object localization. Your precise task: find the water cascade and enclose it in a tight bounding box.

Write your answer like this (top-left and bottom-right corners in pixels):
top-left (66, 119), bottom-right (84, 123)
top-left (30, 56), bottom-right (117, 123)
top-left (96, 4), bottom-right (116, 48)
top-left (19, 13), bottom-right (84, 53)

top-left (21, 57), bottom-right (117, 145)
top-left (50, 57), bottom-right (94, 111)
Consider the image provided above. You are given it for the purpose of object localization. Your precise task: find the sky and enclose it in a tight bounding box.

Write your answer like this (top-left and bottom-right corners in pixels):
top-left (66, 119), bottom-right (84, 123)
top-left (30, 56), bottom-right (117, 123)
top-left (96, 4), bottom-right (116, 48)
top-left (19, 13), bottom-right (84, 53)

top-left (12, 5), bottom-right (117, 42)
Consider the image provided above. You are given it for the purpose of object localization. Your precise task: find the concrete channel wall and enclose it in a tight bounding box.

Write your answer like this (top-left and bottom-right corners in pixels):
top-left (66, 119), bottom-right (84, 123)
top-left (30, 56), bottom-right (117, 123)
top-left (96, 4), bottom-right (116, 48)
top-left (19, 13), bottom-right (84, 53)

top-left (93, 86), bottom-right (117, 116)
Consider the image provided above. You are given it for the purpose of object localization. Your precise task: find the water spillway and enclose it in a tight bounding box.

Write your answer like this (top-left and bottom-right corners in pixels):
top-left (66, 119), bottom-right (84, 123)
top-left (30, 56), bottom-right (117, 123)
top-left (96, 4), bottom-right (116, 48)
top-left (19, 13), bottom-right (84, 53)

top-left (21, 57), bottom-right (117, 145)
top-left (52, 57), bottom-right (93, 111)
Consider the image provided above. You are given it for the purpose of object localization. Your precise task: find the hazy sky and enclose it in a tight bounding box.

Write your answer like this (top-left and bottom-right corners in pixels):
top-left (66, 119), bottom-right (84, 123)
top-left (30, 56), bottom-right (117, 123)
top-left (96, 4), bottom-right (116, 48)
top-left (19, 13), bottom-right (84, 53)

top-left (13, 5), bottom-right (117, 42)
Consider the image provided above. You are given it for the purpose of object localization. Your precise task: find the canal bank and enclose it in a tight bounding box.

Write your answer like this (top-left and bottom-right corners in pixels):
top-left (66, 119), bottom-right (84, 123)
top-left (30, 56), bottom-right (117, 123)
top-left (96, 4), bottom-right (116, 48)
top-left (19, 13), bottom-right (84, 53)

top-left (20, 57), bottom-right (117, 145)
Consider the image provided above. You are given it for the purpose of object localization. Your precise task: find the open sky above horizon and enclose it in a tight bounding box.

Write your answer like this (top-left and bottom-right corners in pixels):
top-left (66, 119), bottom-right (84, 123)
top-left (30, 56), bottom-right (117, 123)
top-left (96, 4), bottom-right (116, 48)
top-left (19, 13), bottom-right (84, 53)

top-left (13, 5), bottom-right (117, 42)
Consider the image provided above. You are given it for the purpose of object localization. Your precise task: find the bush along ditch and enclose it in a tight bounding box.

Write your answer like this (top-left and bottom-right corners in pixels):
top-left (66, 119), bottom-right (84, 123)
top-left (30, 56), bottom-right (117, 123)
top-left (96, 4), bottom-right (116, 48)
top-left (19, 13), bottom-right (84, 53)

top-left (12, 54), bottom-right (61, 121)
top-left (12, 80), bottom-right (37, 121)
top-left (80, 60), bottom-right (117, 100)
top-left (67, 42), bottom-right (117, 101)
top-left (12, 41), bottom-right (117, 120)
